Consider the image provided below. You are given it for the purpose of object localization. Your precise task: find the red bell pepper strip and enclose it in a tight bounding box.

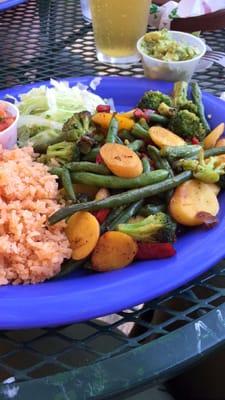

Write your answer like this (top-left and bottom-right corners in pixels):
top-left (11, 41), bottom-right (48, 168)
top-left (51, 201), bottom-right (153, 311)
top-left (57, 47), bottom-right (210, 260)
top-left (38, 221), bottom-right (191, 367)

top-left (136, 242), bottom-right (176, 260)
top-left (133, 108), bottom-right (146, 120)
top-left (96, 104), bottom-right (111, 113)
top-left (96, 153), bottom-right (104, 164)
top-left (191, 136), bottom-right (200, 145)
top-left (92, 208), bottom-right (110, 224)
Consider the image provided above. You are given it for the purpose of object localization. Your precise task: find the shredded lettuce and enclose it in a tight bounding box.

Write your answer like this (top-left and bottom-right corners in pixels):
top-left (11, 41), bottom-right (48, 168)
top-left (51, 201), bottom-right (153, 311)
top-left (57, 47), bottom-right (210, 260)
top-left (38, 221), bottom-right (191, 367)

top-left (18, 79), bottom-right (105, 122)
top-left (17, 78), bottom-right (105, 148)
top-left (18, 115), bottom-right (63, 130)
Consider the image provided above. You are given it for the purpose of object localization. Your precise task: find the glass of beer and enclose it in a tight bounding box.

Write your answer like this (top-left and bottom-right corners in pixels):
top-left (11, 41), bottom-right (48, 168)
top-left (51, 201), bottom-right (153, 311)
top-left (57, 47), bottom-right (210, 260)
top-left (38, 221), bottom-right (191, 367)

top-left (90, 0), bottom-right (150, 65)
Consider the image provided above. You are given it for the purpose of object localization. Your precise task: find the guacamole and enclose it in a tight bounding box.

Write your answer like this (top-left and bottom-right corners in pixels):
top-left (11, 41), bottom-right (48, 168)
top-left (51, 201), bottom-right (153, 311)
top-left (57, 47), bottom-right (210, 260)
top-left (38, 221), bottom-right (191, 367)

top-left (141, 30), bottom-right (200, 62)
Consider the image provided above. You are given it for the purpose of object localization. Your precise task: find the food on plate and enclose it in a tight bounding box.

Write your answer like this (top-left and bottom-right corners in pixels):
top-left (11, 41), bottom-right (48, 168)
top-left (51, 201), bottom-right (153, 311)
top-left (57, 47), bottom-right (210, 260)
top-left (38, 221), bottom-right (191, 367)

top-left (117, 212), bottom-right (176, 242)
top-left (140, 29), bottom-right (200, 62)
top-left (149, 126), bottom-right (185, 147)
top-left (17, 79), bottom-right (105, 151)
top-left (0, 102), bottom-right (16, 132)
top-left (138, 89), bottom-right (172, 110)
top-left (46, 80), bottom-right (225, 275)
top-left (136, 242), bottom-right (176, 260)
top-left (65, 211), bottom-right (100, 260)
top-left (175, 149), bottom-right (225, 183)
top-left (0, 146), bottom-right (71, 285)
top-left (99, 142), bottom-right (143, 178)
top-left (92, 112), bottom-right (135, 131)
top-left (203, 123), bottom-right (225, 150)
top-left (91, 231), bottom-right (138, 272)
top-left (169, 179), bottom-right (219, 226)
top-left (1, 78), bottom-right (225, 284)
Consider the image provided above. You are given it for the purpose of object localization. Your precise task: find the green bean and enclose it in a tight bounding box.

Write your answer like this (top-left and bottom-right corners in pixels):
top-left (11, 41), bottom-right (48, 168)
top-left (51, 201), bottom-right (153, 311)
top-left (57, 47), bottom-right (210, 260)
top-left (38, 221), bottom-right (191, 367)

top-left (119, 130), bottom-right (134, 142)
top-left (139, 118), bottom-right (149, 130)
top-left (49, 171), bottom-right (192, 224)
top-left (148, 145), bottom-right (164, 169)
top-left (73, 146), bottom-right (80, 161)
top-left (115, 136), bottom-right (123, 145)
top-left (51, 259), bottom-right (84, 280)
top-left (203, 146), bottom-right (225, 158)
top-left (147, 146), bottom-right (174, 176)
top-left (140, 204), bottom-right (166, 216)
top-left (149, 113), bottom-right (168, 125)
top-left (108, 200), bottom-right (144, 230)
top-left (147, 145), bottom-right (174, 202)
top-left (131, 123), bottom-right (149, 140)
top-left (160, 145), bottom-right (202, 160)
top-left (191, 82), bottom-right (211, 133)
top-left (50, 167), bottom-right (63, 176)
top-left (100, 206), bottom-right (125, 233)
top-left (127, 140), bottom-right (144, 152)
top-left (82, 147), bottom-right (100, 162)
top-left (106, 117), bottom-right (119, 143)
top-left (142, 157), bottom-right (151, 173)
top-left (61, 168), bottom-right (76, 201)
top-left (83, 260), bottom-right (93, 270)
top-left (71, 170), bottom-right (168, 190)
top-left (187, 146), bottom-right (225, 160)
top-left (66, 161), bottom-right (110, 175)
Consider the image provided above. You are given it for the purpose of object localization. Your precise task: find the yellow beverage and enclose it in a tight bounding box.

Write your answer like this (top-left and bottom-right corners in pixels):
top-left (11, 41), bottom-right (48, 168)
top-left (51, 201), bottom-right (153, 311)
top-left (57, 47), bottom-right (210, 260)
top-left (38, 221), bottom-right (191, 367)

top-left (90, 0), bottom-right (150, 64)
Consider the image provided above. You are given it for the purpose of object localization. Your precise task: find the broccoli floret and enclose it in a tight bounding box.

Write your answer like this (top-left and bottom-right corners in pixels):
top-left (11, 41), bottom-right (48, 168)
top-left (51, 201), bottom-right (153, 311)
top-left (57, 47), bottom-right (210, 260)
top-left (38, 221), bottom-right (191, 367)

top-left (62, 111), bottom-right (94, 142)
top-left (44, 141), bottom-right (76, 164)
top-left (138, 91), bottom-right (172, 111)
top-left (18, 127), bottom-right (63, 152)
top-left (117, 212), bottom-right (176, 243)
top-left (77, 135), bottom-right (96, 155)
top-left (168, 109), bottom-right (206, 141)
top-left (179, 101), bottom-right (198, 115)
top-left (158, 102), bottom-right (177, 117)
top-left (177, 149), bottom-right (225, 183)
top-left (172, 81), bottom-right (198, 114)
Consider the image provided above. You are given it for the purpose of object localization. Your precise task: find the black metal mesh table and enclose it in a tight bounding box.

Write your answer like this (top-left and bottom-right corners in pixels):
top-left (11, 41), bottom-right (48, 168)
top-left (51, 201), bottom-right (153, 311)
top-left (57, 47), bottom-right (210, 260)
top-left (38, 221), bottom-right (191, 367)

top-left (1, 1), bottom-right (225, 399)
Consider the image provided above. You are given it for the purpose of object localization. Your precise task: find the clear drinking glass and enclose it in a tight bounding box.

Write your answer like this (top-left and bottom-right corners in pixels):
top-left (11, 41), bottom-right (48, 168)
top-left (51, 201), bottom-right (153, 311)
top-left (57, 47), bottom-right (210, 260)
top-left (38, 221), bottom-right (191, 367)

top-left (80, 0), bottom-right (92, 22)
top-left (90, 0), bottom-right (150, 65)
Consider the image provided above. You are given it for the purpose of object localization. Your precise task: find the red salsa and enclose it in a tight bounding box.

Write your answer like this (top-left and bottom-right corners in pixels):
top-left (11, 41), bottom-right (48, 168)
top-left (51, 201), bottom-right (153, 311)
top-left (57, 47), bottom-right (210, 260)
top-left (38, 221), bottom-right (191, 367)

top-left (0, 103), bottom-right (16, 132)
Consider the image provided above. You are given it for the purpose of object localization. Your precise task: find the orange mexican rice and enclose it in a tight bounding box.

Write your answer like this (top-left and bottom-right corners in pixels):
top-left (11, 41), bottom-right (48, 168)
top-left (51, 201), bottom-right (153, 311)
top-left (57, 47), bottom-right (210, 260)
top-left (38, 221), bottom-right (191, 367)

top-left (0, 146), bottom-right (72, 285)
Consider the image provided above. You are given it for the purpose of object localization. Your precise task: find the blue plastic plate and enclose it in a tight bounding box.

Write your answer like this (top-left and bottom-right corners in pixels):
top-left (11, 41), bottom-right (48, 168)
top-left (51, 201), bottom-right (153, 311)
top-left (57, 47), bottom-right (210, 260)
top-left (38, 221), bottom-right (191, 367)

top-left (0, 76), bottom-right (225, 329)
top-left (0, 0), bottom-right (27, 11)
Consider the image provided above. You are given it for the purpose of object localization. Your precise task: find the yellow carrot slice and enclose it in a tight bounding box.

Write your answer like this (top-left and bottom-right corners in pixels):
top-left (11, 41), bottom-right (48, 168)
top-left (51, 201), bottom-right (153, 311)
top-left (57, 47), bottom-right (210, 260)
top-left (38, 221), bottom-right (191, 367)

top-left (100, 143), bottom-right (143, 178)
top-left (66, 211), bottom-right (100, 260)
top-left (92, 112), bottom-right (134, 131)
top-left (149, 126), bottom-right (185, 148)
top-left (91, 231), bottom-right (137, 271)
top-left (169, 179), bottom-right (219, 226)
top-left (203, 122), bottom-right (225, 149)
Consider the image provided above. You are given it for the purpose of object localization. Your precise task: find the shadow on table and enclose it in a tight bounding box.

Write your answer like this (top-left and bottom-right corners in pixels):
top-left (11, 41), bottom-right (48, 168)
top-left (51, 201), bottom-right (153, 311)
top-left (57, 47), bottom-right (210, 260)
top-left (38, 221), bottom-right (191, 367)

top-left (129, 295), bottom-right (225, 400)
top-left (167, 345), bottom-right (225, 400)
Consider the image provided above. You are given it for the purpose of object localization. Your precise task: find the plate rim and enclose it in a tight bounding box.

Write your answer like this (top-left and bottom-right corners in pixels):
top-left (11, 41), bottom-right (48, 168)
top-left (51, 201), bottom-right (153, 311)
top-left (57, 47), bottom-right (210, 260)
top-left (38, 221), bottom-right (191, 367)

top-left (0, 75), bottom-right (225, 329)
top-left (0, 0), bottom-right (27, 11)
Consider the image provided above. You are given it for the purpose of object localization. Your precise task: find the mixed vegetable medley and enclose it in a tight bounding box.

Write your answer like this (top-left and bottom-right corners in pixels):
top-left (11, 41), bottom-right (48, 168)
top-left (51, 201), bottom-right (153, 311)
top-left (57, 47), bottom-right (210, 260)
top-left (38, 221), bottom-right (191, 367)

top-left (17, 80), bottom-right (225, 276)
